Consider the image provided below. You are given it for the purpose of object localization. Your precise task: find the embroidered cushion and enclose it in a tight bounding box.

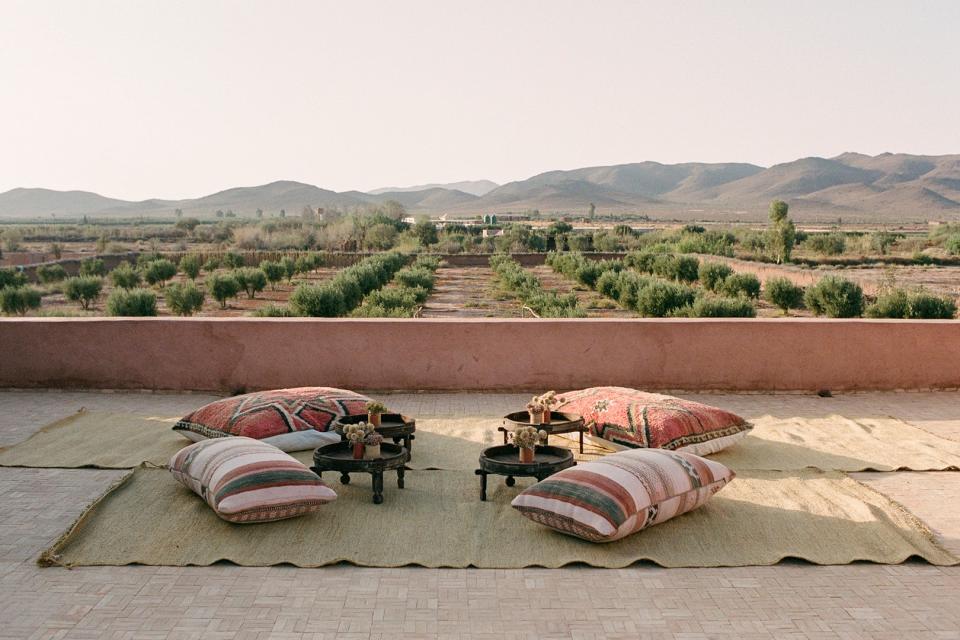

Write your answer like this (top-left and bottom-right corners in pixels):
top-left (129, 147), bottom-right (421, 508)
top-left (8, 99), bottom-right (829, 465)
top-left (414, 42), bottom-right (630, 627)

top-left (511, 448), bottom-right (733, 542)
top-left (173, 387), bottom-right (371, 452)
top-left (169, 437), bottom-right (336, 523)
top-left (557, 386), bottom-right (752, 455)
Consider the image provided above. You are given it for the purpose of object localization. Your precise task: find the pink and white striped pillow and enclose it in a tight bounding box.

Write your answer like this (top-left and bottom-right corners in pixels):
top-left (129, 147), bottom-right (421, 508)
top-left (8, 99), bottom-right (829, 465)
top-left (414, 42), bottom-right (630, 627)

top-left (169, 437), bottom-right (336, 523)
top-left (511, 448), bottom-right (733, 542)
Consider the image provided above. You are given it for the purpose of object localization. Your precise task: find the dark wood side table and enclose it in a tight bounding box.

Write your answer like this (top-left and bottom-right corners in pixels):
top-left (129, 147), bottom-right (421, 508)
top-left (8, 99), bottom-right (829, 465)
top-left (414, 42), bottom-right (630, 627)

top-left (474, 444), bottom-right (575, 501)
top-left (312, 442), bottom-right (408, 504)
top-left (335, 414), bottom-right (417, 458)
top-left (500, 411), bottom-right (587, 453)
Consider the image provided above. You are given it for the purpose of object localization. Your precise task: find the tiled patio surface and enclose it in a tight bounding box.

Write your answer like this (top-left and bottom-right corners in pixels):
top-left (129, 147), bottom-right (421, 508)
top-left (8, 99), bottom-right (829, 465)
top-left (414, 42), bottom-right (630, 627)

top-left (1, 389), bottom-right (959, 640)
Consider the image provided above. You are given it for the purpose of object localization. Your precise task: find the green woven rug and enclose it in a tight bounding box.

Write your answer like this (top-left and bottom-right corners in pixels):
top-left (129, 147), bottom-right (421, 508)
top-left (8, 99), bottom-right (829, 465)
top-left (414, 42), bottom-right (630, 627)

top-left (40, 467), bottom-right (958, 569)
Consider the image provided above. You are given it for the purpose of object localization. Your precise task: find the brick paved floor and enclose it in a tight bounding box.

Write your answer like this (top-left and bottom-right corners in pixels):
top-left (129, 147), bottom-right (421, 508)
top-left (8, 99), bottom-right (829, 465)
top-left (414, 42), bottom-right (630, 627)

top-left (1, 389), bottom-right (959, 640)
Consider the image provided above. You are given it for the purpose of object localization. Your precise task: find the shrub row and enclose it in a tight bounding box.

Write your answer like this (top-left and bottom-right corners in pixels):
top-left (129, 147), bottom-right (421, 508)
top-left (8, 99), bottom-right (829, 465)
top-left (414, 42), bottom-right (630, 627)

top-left (491, 254), bottom-right (585, 317)
top-left (548, 252), bottom-right (755, 317)
top-left (290, 252), bottom-right (408, 317)
top-left (866, 288), bottom-right (957, 319)
top-left (350, 256), bottom-right (441, 318)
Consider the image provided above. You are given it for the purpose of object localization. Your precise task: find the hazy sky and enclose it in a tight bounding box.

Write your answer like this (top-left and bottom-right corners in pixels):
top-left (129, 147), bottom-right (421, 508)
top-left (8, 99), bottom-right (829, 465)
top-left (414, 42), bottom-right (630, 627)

top-left (2, 0), bottom-right (959, 200)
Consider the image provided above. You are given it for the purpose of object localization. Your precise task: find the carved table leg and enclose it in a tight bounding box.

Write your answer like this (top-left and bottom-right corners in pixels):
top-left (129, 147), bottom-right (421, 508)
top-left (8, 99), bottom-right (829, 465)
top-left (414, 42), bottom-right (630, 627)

top-left (340, 472), bottom-right (350, 485)
top-left (475, 469), bottom-right (487, 501)
top-left (372, 472), bottom-right (384, 504)
top-left (397, 465), bottom-right (405, 489)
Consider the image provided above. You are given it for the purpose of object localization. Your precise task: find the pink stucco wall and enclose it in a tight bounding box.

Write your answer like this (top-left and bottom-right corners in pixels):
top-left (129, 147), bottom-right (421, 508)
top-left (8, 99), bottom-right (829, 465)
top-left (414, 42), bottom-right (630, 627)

top-left (1, 318), bottom-right (958, 392)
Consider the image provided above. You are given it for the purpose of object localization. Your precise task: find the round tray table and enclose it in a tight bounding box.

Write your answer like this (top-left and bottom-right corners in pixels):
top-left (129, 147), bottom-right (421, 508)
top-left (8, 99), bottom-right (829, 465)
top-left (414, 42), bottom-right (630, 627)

top-left (312, 441), bottom-right (408, 504)
top-left (474, 444), bottom-right (575, 501)
top-left (335, 413), bottom-right (417, 458)
top-left (500, 411), bottom-right (586, 453)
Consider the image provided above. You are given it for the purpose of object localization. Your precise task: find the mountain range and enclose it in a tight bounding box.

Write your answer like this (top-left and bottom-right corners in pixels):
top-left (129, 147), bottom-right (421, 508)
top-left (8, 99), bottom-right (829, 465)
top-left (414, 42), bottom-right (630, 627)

top-left (3, 153), bottom-right (960, 222)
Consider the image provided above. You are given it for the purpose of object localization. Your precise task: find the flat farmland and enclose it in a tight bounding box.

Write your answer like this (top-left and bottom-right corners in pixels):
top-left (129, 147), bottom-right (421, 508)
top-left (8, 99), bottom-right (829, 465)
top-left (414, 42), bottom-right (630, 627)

top-left (30, 267), bottom-right (340, 317)
top-left (420, 265), bottom-right (637, 318)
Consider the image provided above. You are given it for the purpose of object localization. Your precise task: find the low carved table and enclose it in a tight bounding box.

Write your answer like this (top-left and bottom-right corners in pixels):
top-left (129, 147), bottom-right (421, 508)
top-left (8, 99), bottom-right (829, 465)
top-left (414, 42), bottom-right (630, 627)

top-left (312, 442), bottom-right (408, 504)
top-left (335, 414), bottom-right (417, 458)
top-left (500, 411), bottom-right (587, 453)
top-left (475, 444), bottom-right (575, 501)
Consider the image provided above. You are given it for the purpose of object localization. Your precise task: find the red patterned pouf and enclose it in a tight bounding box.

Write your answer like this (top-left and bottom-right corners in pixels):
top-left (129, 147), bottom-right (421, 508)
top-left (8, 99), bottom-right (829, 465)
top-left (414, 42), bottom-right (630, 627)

top-left (173, 386), bottom-right (371, 452)
top-left (557, 386), bottom-right (752, 455)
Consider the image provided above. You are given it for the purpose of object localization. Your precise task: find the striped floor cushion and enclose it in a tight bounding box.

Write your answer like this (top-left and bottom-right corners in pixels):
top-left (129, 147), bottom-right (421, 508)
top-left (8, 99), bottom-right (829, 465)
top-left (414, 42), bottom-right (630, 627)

top-left (169, 437), bottom-right (337, 523)
top-left (173, 387), bottom-right (371, 452)
top-left (557, 387), bottom-right (752, 455)
top-left (511, 448), bottom-right (734, 542)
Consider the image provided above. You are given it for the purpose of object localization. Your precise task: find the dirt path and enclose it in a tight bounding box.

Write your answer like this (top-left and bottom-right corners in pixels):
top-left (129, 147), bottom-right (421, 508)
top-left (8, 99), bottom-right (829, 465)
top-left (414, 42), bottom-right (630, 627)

top-left (530, 265), bottom-right (636, 318)
top-left (420, 266), bottom-right (522, 317)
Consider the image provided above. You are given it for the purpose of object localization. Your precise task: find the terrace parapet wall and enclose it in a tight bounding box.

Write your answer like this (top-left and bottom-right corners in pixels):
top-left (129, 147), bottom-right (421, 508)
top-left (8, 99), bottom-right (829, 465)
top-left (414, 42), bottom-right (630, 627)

top-left (1, 318), bottom-right (958, 393)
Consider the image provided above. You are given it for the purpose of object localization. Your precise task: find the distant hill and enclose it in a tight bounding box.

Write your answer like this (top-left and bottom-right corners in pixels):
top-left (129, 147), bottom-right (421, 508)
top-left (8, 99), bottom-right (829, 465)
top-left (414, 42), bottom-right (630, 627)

top-left (369, 180), bottom-right (498, 197)
top-left (4, 154), bottom-right (960, 222)
top-left (0, 188), bottom-right (142, 217)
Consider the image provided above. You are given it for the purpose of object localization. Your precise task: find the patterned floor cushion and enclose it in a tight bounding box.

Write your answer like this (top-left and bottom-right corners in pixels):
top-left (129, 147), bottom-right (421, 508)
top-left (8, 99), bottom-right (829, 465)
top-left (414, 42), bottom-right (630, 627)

top-left (169, 437), bottom-right (337, 523)
top-left (512, 448), bottom-right (734, 542)
top-left (173, 387), bottom-right (371, 452)
top-left (557, 387), bottom-right (752, 455)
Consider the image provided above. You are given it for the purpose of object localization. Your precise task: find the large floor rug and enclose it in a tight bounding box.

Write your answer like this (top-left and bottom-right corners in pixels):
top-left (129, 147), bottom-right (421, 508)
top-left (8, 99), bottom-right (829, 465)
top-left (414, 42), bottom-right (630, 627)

top-left (40, 466), bottom-right (957, 569)
top-left (5, 411), bottom-right (960, 473)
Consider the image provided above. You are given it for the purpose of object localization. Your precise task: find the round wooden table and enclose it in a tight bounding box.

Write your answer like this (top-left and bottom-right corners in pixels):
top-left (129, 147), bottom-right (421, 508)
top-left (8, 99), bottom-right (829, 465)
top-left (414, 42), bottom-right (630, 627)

top-left (474, 444), bottom-right (575, 501)
top-left (312, 441), bottom-right (408, 504)
top-left (335, 414), bottom-right (417, 458)
top-left (500, 411), bottom-right (587, 453)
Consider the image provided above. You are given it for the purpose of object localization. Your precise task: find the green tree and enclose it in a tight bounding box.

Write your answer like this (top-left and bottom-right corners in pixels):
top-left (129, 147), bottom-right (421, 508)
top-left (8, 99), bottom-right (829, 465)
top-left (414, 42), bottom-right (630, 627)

top-left (290, 283), bottom-right (346, 317)
top-left (110, 261), bottom-right (142, 289)
top-left (79, 258), bottom-right (106, 277)
top-left (179, 254), bottom-right (202, 279)
top-left (763, 277), bottom-right (805, 314)
top-left (0, 268), bottom-right (26, 289)
top-left (106, 288), bottom-right (157, 316)
top-left (223, 252), bottom-right (245, 269)
top-left (259, 260), bottom-right (285, 289)
top-left (698, 261), bottom-right (733, 291)
top-left (63, 276), bottom-right (103, 310)
top-left (37, 264), bottom-right (67, 283)
top-left (366, 223), bottom-right (399, 249)
top-left (0, 286), bottom-right (41, 315)
top-left (766, 200), bottom-right (796, 264)
top-left (142, 259), bottom-right (178, 288)
top-left (207, 273), bottom-right (240, 309)
top-left (719, 273), bottom-right (761, 299)
top-left (412, 218), bottom-right (438, 246)
top-left (165, 281), bottom-right (205, 316)
top-left (280, 256), bottom-right (296, 282)
top-left (804, 276), bottom-right (864, 318)
top-left (233, 267), bottom-right (267, 299)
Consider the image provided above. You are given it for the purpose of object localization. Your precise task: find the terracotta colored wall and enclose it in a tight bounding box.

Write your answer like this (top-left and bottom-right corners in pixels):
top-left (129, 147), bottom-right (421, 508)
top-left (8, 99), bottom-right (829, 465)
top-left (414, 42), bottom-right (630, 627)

top-left (1, 318), bottom-right (958, 392)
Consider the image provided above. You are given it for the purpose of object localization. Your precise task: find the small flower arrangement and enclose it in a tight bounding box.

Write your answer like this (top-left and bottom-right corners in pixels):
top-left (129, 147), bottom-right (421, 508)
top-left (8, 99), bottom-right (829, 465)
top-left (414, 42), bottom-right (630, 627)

top-left (526, 397), bottom-right (547, 424)
top-left (366, 401), bottom-right (388, 414)
top-left (366, 401), bottom-right (389, 427)
top-left (364, 432), bottom-right (384, 459)
top-left (512, 426), bottom-right (546, 449)
top-left (511, 426), bottom-right (547, 462)
top-left (535, 391), bottom-right (566, 424)
top-left (343, 421), bottom-right (373, 444)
